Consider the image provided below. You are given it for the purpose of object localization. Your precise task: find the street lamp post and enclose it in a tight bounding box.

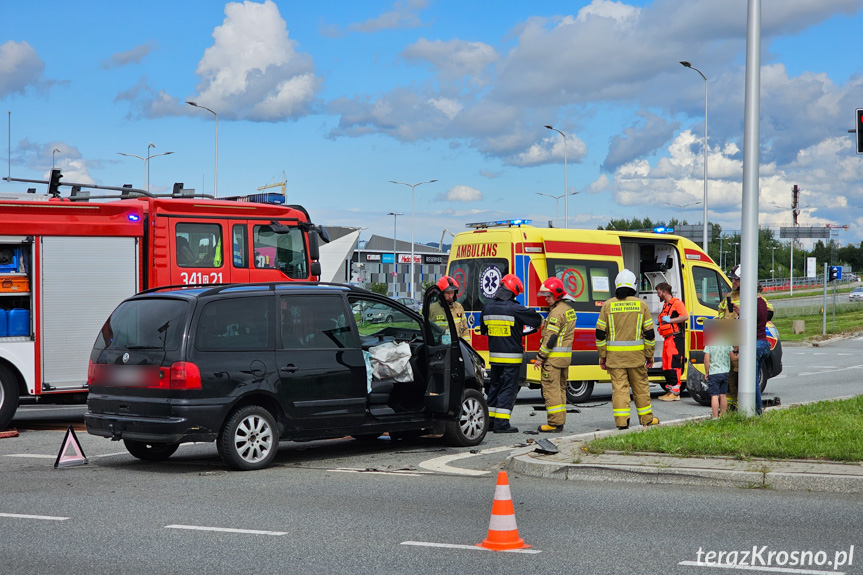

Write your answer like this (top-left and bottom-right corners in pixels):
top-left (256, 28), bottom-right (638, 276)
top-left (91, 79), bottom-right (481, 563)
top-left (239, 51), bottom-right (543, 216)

top-left (52, 148), bottom-right (60, 170)
top-left (680, 61), bottom-right (709, 251)
top-left (389, 180), bottom-right (437, 300)
top-left (387, 211), bottom-right (403, 296)
top-left (769, 246), bottom-right (779, 281)
top-left (544, 125), bottom-right (569, 228)
top-left (117, 144), bottom-right (175, 193)
top-left (732, 242), bottom-right (740, 267)
top-left (722, 250), bottom-right (731, 270)
top-left (186, 101), bottom-right (218, 197)
top-left (537, 191), bottom-right (580, 227)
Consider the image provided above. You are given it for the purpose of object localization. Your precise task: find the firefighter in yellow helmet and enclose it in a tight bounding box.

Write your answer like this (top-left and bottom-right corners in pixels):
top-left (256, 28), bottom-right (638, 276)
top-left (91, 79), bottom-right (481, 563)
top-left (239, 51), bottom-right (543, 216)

top-left (429, 276), bottom-right (470, 342)
top-left (533, 277), bottom-right (577, 433)
top-left (595, 269), bottom-right (659, 430)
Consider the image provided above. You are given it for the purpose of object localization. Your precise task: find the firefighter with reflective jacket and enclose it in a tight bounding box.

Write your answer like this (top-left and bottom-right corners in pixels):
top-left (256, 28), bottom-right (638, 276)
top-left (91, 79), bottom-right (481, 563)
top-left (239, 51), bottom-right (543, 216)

top-left (480, 274), bottom-right (542, 433)
top-left (656, 281), bottom-right (688, 401)
top-left (718, 265), bottom-right (742, 319)
top-left (429, 276), bottom-right (470, 342)
top-left (595, 269), bottom-right (659, 430)
top-left (533, 277), bottom-right (577, 433)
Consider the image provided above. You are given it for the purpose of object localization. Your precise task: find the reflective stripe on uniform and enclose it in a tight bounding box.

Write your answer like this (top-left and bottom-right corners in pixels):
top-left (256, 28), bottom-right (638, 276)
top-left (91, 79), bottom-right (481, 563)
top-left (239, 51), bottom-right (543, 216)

top-left (483, 315), bottom-right (515, 325)
top-left (596, 319), bottom-right (607, 330)
top-left (489, 352), bottom-right (523, 364)
top-left (547, 404), bottom-right (566, 414)
top-left (546, 347), bottom-right (572, 358)
top-left (606, 339), bottom-right (645, 351)
top-left (495, 408), bottom-right (512, 420)
top-left (613, 408), bottom-right (630, 417)
top-left (637, 404), bottom-right (653, 415)
top-left (488, 407), bottom-right (498, 419)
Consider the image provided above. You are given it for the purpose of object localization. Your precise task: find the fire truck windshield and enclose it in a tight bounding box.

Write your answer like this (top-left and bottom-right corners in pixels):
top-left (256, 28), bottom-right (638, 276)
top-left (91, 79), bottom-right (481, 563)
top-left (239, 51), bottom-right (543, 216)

top-left (253, 224), bottom-right (307, 279)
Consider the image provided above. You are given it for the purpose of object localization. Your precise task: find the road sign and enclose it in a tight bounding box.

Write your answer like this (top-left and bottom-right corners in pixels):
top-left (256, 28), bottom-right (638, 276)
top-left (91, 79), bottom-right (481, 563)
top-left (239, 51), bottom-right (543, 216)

top-left (779, 226), bottom-right (830, 239)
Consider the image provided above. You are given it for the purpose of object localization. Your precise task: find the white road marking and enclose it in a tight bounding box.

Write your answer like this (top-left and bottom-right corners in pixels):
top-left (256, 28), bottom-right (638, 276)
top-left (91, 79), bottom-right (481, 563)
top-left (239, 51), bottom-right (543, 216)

top-left (0, 512), bottom-right (69, 521)
top-left (328, 467), bottom-right (429, 476)
top-left (401, 541), bottom-right (541, 554)
top-left (798, 364), bottom-right (863, 377)
top-left (5, 451), bottom-right (134, 459)
top-left (678, 560), bottom-right (843, 574)
top-left (419, 445), bottom-right (515, 476)
top-left (165, 524), bottom-right (287, 536)
top-left (4, 454), bottom-right (56, 459)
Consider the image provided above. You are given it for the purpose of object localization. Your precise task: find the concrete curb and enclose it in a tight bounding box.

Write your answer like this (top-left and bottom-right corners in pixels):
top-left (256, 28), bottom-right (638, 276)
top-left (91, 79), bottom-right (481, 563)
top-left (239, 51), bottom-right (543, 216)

top-left (505, 398), bottom-right (863, 494)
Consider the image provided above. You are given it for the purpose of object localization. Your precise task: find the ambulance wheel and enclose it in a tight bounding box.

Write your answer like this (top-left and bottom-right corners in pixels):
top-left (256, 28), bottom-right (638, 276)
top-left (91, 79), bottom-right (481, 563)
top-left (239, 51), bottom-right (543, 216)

top-left (565, 380), bottom-right (594, 404)
top-left (218, 405), bottom-right (279, 471)
top-left (123, 439), bottom-right (180, 461)
top-left (0, 365), bottom-right (20, 431)
top-left (443, 389), bottom-right (488, 447)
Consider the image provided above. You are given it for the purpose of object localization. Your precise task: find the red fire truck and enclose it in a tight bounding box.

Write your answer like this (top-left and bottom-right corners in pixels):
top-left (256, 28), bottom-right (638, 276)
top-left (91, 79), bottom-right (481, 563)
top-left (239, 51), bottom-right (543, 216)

top-left (0, 171), bottom-right (329, 429)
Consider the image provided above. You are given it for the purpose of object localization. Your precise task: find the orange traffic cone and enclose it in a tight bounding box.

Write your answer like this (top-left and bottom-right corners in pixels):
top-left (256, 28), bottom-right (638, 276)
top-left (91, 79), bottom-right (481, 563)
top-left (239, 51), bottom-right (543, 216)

top-left (477, 470), bottom-right (531, 551)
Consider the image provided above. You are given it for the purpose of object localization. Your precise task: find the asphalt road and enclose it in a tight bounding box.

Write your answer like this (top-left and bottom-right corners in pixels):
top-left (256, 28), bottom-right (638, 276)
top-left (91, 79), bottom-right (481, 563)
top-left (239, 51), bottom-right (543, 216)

top-left (3, 339), bottom-right (862, 574)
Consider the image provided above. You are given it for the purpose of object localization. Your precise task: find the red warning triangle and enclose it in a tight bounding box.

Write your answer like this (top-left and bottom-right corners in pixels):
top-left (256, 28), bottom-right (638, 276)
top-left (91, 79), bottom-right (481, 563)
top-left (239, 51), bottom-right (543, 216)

top-left (54, 425), bottom-right (88, 468)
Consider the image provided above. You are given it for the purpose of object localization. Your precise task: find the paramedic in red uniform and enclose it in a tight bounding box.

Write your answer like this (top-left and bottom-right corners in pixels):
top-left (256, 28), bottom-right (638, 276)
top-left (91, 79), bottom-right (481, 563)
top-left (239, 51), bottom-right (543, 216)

top-left (480, 274), bottom-right (541, 433)
top-left (656, 282), bottom-right (688, 401)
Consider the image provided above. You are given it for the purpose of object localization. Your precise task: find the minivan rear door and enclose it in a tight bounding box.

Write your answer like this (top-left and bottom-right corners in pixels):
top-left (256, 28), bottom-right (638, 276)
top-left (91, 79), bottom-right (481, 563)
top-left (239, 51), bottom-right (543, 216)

top-left (422, 286), bottom-right (465, 415)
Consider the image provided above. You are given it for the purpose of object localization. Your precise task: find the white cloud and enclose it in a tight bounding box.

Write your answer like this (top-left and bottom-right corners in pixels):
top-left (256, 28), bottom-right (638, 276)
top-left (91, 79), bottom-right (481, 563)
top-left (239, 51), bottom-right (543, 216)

top-left (101, 42), bottom-right (157, 69)
top-left (402, 38), bottom-right (498, 85)
top-left (188, 0), bottom-right (321, 121)
top-left (435, 185), bottom-right (483, 202)
top-left (0, 41), bottom-right (45, 97)
top-left (346, 0), bottom-right (428, 34)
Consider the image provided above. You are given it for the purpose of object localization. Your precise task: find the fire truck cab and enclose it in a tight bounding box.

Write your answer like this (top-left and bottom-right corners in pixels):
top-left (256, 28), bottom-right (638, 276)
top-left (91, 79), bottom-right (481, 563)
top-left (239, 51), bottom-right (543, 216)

top-left (0, 176), bottom-right (327, 430)
top-left (445, 220), bottom-right (782, 403)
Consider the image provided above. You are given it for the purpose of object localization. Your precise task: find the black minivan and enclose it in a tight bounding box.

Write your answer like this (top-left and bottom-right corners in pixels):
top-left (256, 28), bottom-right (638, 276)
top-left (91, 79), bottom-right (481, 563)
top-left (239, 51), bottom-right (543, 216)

top-left (85, 283), bottom-right (488, 470)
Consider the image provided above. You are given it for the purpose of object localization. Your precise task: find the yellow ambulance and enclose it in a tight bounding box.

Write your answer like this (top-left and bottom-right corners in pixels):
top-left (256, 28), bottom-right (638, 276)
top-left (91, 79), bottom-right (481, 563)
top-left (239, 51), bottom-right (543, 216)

top-left (445, 219), bottom-right (782, 403)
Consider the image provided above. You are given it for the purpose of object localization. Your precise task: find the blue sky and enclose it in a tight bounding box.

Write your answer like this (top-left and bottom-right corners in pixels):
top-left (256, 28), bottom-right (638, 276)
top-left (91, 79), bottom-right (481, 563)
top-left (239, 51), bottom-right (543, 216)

top-left (3, 0), bottom-right (863, 246)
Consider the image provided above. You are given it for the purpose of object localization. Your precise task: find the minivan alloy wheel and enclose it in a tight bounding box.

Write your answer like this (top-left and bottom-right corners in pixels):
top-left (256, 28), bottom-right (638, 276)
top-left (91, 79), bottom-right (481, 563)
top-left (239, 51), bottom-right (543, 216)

top-left (218, 405), bottom-right (278, 471)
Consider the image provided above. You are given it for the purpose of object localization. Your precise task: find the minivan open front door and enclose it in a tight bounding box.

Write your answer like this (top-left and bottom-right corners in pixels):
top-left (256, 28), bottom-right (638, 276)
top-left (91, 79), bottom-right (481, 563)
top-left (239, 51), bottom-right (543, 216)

top-left (422, 286), bottom-right (465, 415)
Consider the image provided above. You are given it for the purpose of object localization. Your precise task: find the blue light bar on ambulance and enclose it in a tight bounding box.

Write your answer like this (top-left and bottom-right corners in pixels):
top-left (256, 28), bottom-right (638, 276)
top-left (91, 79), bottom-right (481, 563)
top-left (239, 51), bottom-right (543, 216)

top-left (653, 226), bottom-right (674, 234)
top-left (466, 219), bottom-right (532, 229)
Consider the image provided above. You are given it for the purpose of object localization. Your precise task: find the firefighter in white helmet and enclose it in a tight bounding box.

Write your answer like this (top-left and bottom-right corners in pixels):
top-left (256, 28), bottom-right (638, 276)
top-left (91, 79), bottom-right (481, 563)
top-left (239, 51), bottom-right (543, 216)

top-left (533, 277), bottom-right (577, 433)
top-left (595, 269), bottom-right (659, 429)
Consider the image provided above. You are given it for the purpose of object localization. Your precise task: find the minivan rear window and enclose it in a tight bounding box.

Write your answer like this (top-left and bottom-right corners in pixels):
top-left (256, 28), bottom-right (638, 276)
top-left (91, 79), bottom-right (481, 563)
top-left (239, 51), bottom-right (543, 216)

top-left (94, 298), bottom-right (188, 351)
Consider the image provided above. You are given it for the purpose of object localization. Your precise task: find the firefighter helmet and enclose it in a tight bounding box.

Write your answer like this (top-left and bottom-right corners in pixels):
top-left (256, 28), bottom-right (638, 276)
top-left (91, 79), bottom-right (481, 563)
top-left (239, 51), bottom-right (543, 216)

top-left (436, 275), bottom-right (459, 293)
top-left (614, 269), bottom-right (637, 289)
top-left (538, 277), bottom-right (567, 301)
top-left (727, 265), bottom-right (742, 280)
top-left (500, 274), bottom-right (524, 297)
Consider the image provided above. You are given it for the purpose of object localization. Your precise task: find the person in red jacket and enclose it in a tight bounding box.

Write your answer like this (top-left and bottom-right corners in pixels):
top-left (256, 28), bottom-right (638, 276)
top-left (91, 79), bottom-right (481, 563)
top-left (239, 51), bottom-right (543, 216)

top-left (655, 282), bottom-right (688, 401)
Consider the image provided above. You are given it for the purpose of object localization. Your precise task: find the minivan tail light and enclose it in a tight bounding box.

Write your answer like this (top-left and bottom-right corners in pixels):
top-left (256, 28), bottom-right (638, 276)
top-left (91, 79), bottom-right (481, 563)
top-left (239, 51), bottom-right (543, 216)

top-left (168, 362), bottom-right (202, 390)
top-left (87, 359), bottom-right (95, 386)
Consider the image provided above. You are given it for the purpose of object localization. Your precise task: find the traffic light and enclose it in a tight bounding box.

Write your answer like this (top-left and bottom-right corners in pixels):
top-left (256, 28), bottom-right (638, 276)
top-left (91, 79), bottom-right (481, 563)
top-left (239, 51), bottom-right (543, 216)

top-left (857, 109), bottom-right (863, 155)
top-left (47, 169), bottom-right (63, 197)
top-left (829, 266), bottom-right (841, 282)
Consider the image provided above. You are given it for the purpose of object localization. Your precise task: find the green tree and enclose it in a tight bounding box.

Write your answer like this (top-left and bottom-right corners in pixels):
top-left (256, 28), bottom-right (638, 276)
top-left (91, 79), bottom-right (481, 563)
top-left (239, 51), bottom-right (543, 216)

top-left (369, 282), bottom-right (388, 295)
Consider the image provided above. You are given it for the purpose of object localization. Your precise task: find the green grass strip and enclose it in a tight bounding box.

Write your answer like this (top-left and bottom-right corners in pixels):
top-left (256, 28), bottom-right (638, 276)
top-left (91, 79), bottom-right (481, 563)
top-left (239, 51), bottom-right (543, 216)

top-left (586, 396), bottom-right (863, 462)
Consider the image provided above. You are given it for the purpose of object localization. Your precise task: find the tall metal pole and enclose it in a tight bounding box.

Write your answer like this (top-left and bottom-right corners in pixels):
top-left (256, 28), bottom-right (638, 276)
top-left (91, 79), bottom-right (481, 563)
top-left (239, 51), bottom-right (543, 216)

top-left (147, 143), bottom-right (155, 193)
top-left (680, 61), bottom-right (709, 250)
top-left (822, 263), bottom-right (828, 336)
top-left (738, 0), bottom-right (761, 418)
top-left (52, 148), bottom-right (60, 170)
top-left (545, 126), bottom-right (568, 228)
top-left (388, 211), bottom-right (403, 297)
top-left (186, 101), bottom-right (218, 197)
top-left (389, 180), bottom-right (438, 299)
